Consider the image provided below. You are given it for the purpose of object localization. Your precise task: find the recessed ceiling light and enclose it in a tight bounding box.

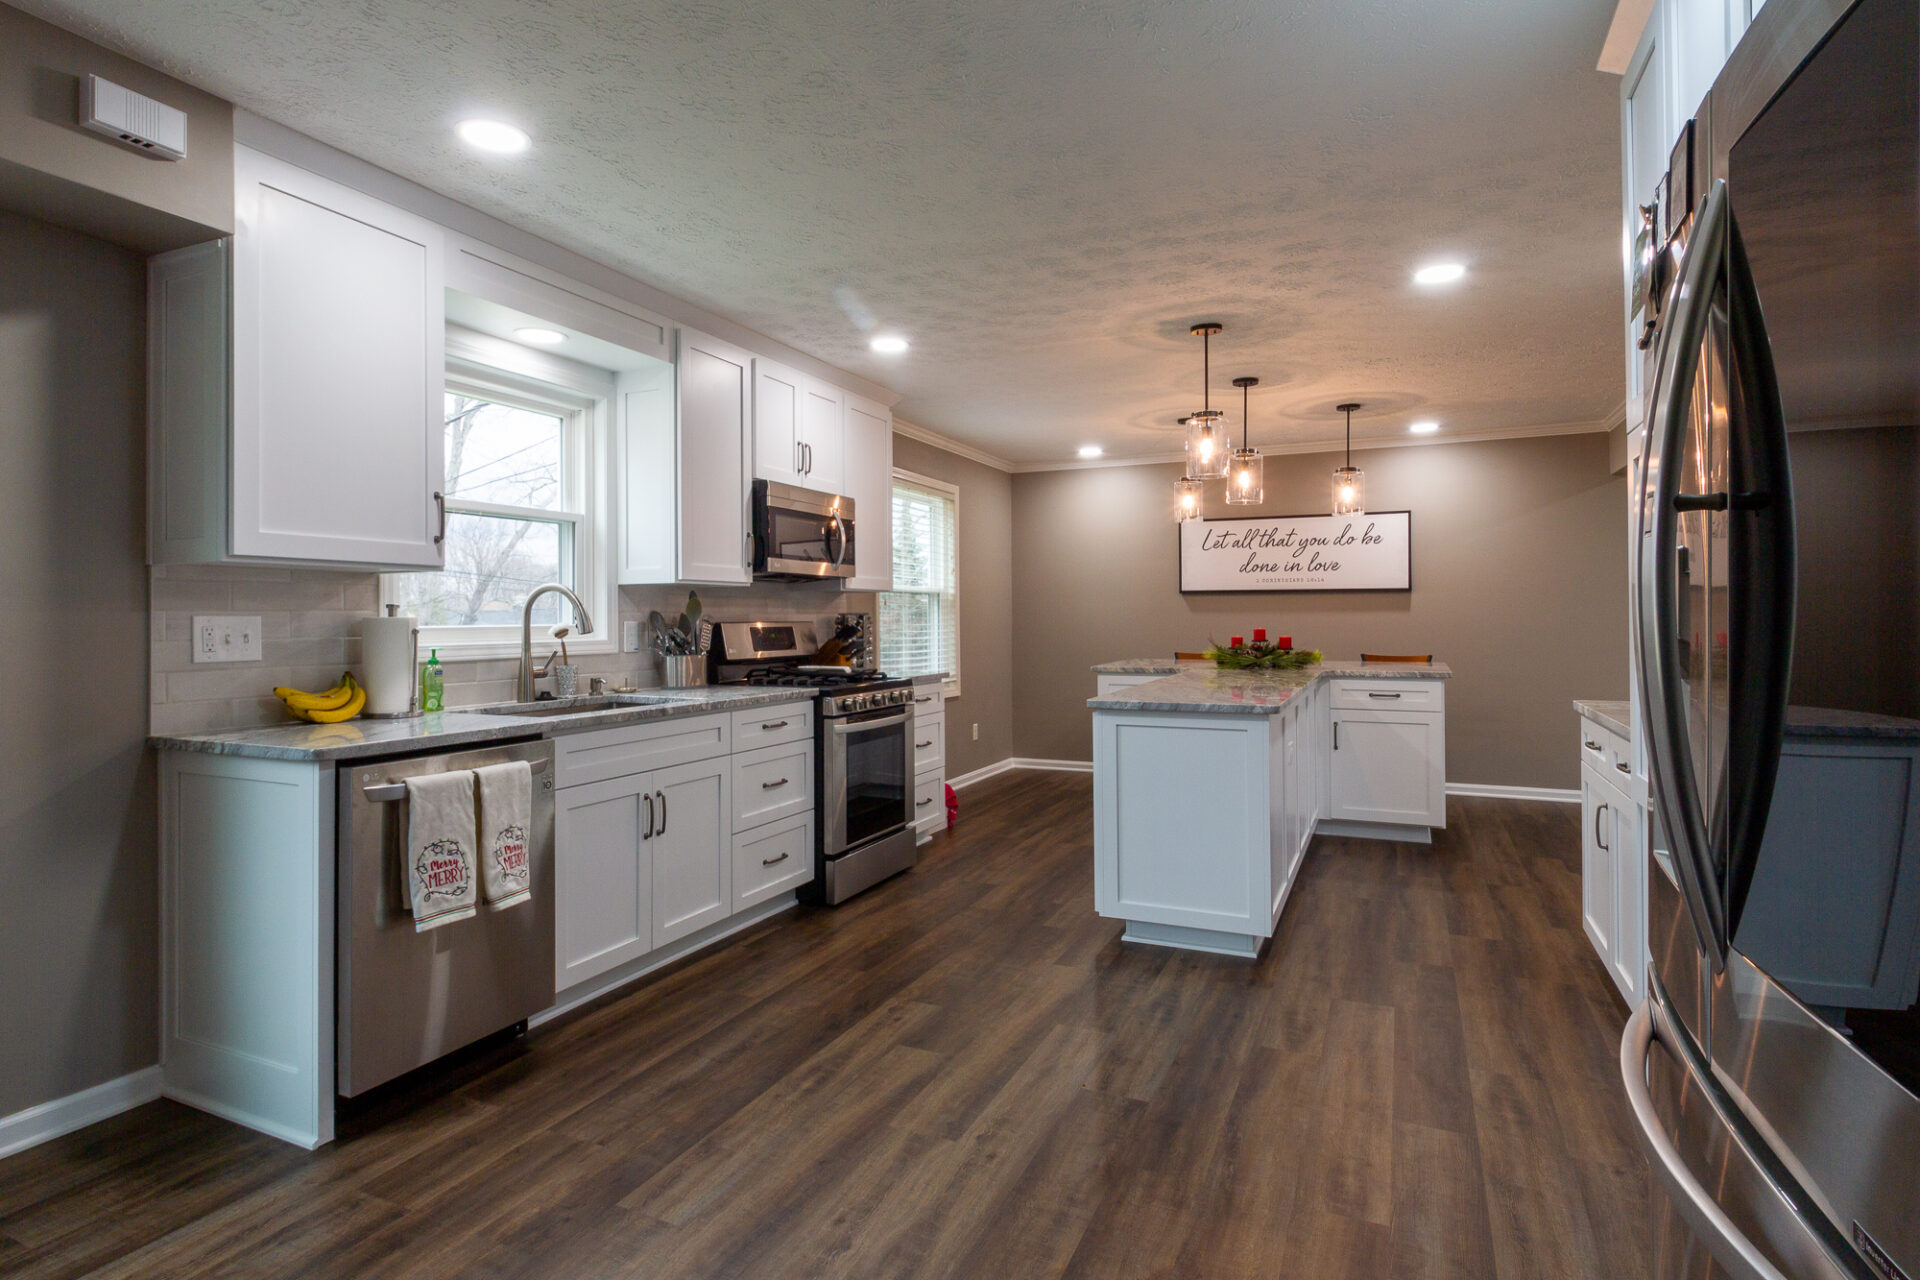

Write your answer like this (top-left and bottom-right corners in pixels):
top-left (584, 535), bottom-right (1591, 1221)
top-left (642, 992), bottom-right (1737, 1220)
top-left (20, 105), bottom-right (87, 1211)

top-left (1078, 445), bottom-right (1104, 459)
top-left (1409, 420), bottom-right (1440, 434)
top-left (869, 335), bottom-right (909, 355)
top-left (457, 119), bottom-right (530, 154)
top-left (514, 326), bottom-right (567, 345)
top-left (1413, 262), bottom-right (1466, 286)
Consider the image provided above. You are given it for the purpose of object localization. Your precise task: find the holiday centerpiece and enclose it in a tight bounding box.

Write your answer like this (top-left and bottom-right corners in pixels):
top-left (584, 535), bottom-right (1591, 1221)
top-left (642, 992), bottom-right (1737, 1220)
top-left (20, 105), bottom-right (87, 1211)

top-left (1204, 627), bottom-right (1322, 671)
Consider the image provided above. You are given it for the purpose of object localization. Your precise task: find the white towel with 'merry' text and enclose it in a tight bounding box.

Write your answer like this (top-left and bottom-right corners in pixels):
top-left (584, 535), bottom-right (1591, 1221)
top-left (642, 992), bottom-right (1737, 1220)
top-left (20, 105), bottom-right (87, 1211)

top-left (474, 761), bottom-right (533, 911)
top-left (405, 770), bottom-right (479, 932)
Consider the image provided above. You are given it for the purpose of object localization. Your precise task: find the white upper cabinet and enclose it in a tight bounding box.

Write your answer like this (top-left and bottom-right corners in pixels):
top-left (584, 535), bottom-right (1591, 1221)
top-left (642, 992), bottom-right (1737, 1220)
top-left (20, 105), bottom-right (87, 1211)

top-left (799, 379), bottom-right (844, 493)
top-left (149, 145), bottom-right (447, 569)
top-left (679, 330), bottom-right (754, 585)
top-left (753, 357), bottom-right (845, 493)
top-left (841, 392), bottom-right (894, 591)
top-left (754, 358), bottom-right (805, 487)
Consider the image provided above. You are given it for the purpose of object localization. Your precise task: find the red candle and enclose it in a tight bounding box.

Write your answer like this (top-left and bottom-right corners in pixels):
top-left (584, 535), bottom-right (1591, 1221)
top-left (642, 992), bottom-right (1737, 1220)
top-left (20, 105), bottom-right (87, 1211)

top-left (1252, 628), bottom-right (1267, 643)
top-left (1277, 635), bottom-right (1293, 649)
top-left (1229, 636), bottom-right (1244, 648)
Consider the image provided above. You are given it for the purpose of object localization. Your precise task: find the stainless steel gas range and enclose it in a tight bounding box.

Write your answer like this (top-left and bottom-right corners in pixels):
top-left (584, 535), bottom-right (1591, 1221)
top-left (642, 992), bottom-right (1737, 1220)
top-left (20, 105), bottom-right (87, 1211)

top-left (711, 620), bottom-right (917, 904)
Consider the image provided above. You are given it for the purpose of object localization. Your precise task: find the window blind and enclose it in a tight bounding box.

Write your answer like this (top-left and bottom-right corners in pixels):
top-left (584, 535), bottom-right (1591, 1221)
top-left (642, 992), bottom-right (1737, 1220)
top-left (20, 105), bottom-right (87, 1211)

top-left (880, 475), bottom-right (959, 690)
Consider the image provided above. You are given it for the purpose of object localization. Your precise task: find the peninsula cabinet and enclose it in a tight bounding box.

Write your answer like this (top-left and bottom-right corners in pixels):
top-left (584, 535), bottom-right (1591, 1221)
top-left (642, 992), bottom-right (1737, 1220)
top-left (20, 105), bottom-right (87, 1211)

top-left (1579, 710), bottom-right (1645, 1007)
top-left (1327, 679), bottom-right (1447, 835)
top-left (148, 145), bottom-right (447, 570)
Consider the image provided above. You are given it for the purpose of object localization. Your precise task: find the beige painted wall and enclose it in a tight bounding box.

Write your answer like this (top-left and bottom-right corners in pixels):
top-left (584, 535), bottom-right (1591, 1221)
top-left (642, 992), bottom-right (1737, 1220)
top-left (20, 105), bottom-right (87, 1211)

top-left (0, 209), bottom-right (156, 1118)
top-left (0, 2), bottom-right (233, 252)
top-left (892, 434), bottom-right (1015, 780)
top-left (1010, 433), bottom-right (1630, 790)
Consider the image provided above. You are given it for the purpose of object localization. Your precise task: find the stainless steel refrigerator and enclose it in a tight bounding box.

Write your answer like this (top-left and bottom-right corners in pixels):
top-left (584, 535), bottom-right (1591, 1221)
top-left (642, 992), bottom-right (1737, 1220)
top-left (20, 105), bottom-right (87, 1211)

top-left (1628, 1), bottom-right (1920, 1276)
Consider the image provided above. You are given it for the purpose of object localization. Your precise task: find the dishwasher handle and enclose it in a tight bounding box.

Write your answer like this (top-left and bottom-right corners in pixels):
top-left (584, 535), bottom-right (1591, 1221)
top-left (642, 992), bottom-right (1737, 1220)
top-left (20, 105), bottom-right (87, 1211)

top-left (362, 759), bottom-right (553, 803)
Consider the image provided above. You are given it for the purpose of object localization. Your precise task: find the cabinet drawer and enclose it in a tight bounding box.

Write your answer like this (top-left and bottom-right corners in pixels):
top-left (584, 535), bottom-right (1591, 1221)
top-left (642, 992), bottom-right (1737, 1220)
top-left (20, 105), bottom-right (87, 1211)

top-left (912, 714), bottom-right (947, 775)
top-left (1328, 679), bottom-right (1445, 712)
top-left (913, 772), bottom-right (944, 830)
top-left (730, 701), bottom-right (813, 751)
top-left (732, 740), bottom-right (813, 832)
top-left (1579, 718), bottom-right (1632, 782)
top-left (556, 712), bottom-right (729, 788)
top-left (910, 685), bottom-right (943, 715)
top-left (733, 813), bottom-right (813, 910)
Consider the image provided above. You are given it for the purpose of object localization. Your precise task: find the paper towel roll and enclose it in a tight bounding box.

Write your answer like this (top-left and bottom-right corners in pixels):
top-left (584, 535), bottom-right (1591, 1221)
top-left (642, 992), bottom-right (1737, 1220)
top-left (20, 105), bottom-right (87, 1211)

top-left (358, 612), bottom-right (419, 717)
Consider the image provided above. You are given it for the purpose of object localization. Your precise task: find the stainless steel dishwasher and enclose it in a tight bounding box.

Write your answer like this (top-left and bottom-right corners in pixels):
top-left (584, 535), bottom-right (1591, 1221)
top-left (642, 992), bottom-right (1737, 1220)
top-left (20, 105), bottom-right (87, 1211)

top-left (336, 737), bottom-right (556, 1096)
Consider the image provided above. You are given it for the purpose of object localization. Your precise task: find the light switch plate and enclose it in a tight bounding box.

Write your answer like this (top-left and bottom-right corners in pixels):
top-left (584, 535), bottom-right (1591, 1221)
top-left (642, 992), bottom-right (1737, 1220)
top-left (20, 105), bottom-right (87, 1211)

top-left (192, 615), bottom-right (263, 663)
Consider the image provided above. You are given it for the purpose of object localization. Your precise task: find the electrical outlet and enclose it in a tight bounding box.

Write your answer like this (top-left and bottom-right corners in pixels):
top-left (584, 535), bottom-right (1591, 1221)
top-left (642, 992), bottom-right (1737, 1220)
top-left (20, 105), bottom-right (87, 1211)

top-left (972, 722), bottom-right (979, 741)
top-left (191, 615), bottom-right (263, 663)
top-left (622, 620), bottom-right (642, 652)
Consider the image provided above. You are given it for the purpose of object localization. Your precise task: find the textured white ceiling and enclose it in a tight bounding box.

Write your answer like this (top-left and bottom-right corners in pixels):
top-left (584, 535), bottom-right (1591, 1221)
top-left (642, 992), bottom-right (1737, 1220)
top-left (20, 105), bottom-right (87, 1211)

top-left (24, 0), bottom-right (1626, 463)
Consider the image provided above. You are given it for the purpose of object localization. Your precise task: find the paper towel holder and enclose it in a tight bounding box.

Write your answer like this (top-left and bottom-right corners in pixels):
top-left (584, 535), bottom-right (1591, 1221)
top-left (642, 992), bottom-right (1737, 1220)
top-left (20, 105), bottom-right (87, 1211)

top-left (358, 603), bottom-right (424, 719)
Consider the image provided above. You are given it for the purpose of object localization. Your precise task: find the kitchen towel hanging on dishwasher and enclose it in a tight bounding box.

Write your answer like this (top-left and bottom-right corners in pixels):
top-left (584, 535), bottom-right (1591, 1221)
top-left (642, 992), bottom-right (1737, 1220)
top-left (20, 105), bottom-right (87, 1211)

top-left (474, 761), bottom-right (533, 911)
top-left (405, 770), bottom-right (479, 931)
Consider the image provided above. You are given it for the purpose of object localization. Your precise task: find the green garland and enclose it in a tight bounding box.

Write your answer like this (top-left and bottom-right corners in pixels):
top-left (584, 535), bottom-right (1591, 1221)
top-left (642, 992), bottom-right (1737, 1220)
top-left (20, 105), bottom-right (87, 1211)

top-left (1204, 642), bottom-right (1323, 671)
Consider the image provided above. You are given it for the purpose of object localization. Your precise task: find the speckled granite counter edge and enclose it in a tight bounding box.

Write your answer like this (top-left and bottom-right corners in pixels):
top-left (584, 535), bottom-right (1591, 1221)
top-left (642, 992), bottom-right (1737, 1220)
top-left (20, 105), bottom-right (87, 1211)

top-left (1573, 699), bottom-right (1632, 739)
top-left (1088, 660), bottom-right (1451, 716)
top-left (150, 687), bottom-right (817, 762)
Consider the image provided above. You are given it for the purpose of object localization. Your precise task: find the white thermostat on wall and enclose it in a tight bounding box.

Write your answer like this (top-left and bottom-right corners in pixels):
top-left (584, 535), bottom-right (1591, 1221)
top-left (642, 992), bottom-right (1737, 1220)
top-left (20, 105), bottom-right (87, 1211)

top-left (80, 73), bottom-right (187, 160)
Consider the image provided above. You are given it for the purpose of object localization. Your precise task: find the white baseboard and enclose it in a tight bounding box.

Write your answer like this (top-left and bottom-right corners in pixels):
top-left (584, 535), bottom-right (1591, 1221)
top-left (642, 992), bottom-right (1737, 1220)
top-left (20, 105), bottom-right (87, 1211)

top-left (948, 759), bottom-right (1016, 789)
top-left (1008, 757), bottom-right (1093, 773)
top-left (1446, 782), bottom-right (1581, 804)
top-left (535, 893), bottom-right (798, 1029)
top-left (0, 1065), bottom-right (163, 1160)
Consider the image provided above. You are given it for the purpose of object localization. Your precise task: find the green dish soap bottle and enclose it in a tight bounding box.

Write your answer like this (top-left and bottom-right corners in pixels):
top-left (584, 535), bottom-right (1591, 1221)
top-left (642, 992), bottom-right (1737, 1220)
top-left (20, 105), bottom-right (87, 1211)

top-left (420, 648), bottom-right (444, 712)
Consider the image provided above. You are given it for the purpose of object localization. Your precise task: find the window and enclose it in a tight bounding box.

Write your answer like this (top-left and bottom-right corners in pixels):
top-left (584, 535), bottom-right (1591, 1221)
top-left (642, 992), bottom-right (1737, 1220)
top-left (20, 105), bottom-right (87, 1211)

top-left (385, 341), bottom-right (612, 656)
top-left (880, 470), bottom-right (959, 697)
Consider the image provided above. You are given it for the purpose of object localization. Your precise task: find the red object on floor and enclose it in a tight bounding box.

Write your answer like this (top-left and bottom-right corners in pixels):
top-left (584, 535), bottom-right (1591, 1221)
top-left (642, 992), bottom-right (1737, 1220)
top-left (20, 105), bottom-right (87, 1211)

top-left (945, 784), bottom-right (958, 829)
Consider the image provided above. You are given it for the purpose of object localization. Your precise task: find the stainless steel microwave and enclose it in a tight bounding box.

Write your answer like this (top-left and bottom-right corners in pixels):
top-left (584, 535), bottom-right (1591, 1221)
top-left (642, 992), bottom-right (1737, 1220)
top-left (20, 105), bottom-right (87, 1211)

top-left (752, 480), bottom-right (855, 581)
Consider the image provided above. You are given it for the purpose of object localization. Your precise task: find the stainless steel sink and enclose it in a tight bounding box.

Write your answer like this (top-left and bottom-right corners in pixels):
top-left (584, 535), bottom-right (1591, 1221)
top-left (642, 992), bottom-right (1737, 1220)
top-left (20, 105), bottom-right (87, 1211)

top-left (474, 695), bottom-right (689, 718)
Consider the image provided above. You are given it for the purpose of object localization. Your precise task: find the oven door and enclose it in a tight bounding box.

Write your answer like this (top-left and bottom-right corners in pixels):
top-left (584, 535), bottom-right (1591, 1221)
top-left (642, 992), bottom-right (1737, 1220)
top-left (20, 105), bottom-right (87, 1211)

top-left (821, 706), bottom-right (911, 857)
top-left (753, 480), bottom-right (855, 580)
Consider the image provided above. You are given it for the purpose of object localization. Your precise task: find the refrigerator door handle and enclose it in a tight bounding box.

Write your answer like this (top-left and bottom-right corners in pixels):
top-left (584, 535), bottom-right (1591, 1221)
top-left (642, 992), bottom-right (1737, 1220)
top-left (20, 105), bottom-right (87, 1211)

top-left (1639, 178), bottom-right (1733, 968)
top-left (1622, 989), bottom-right (1876, 1280)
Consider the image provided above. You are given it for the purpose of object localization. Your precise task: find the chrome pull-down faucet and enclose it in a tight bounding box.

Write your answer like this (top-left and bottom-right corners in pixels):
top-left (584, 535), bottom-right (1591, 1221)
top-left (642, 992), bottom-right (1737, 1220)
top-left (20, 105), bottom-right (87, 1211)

top-left (518, 583), bottom-right (594, 702)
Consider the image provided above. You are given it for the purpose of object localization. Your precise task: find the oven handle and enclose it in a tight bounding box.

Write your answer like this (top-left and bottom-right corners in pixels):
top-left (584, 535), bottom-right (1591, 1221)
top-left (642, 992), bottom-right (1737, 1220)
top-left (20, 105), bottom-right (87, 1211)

top-left (831, 711), bottom-right (909, 735)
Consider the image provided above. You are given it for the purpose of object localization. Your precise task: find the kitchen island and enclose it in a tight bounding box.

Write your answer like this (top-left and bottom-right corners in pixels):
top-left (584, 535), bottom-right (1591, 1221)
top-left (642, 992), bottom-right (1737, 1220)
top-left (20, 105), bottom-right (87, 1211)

top-left (1089, 658), bottom-right (1450, 956)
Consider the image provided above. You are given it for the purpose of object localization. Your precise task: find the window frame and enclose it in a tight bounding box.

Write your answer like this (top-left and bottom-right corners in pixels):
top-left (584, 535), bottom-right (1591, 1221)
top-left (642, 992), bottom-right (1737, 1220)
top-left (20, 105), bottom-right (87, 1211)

top-left (880, 467), bottom-right (961, 700)
top-left (381, 334), bottom-right (616, 660)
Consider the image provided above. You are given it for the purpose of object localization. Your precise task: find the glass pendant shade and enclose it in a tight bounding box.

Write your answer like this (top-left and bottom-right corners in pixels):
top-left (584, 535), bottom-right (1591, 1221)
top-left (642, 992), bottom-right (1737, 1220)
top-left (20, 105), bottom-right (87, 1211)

top-left (1183, 412), bottom-right (1231, 479)
top-left (1173, 475), bottom-right (1205, 522)
top-left (1331, 465), bottom-right (1365, 514)
top-left (1226, 448), bottom-right (1263, 505)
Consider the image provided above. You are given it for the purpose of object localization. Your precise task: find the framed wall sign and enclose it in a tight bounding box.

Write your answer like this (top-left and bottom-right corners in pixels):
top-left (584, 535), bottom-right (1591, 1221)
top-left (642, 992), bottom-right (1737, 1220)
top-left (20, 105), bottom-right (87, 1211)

top-left (1179, 511), bottom-right (1412, 593)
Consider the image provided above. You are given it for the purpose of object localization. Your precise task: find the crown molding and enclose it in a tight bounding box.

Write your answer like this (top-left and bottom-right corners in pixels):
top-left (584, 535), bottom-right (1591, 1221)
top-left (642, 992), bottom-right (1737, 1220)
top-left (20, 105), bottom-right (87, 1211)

top-left (890, 418), bottom-right (1016, 472)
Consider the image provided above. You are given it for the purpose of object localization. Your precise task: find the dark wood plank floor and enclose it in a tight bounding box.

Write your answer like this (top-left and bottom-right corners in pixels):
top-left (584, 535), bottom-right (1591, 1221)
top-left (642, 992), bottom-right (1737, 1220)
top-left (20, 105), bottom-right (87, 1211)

top-left (0, 770), bottom-right (1648, 1279)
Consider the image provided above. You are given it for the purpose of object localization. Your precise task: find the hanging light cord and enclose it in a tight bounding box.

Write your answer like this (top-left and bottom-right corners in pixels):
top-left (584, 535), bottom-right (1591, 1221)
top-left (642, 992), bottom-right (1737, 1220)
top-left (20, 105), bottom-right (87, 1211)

top-left (1202, 329), bottom-right (1211, 421)
top-left (1344, 405), bottom-right (1353, 468)
top-left (1242, 382), bottom-right (1250, 450)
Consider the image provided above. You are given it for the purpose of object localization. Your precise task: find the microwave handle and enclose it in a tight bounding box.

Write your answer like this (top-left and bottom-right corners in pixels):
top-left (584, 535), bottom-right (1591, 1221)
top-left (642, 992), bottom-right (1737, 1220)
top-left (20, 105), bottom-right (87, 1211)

top-left (826, 514), bottom-right (848, 568)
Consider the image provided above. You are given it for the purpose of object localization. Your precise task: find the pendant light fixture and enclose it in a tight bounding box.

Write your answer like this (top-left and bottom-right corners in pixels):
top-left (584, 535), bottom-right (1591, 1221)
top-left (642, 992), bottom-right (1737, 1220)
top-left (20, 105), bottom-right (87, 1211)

top-left (1173, 474), bottom-right (1205, 522)
top-left (1331, 402), bottom-right (1365, 514)
top-left (1226, 376), bottom-right (1263, 505)
top-left (1181, 323), bottom-right (1230, 479)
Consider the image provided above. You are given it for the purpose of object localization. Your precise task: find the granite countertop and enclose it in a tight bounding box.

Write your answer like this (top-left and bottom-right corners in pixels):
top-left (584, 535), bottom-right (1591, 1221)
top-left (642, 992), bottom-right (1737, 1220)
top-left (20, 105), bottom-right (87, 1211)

top-left (1785, 705), bottom-right (1920, 740)
top-left (1087, 658), bottom-right (1451, 716)
top-left (1574, 699), bottom-right (1631, 739)
top-left (911, 671), bottom-right (949, 685)
top-left (150, 686), bottom-right (817, 762)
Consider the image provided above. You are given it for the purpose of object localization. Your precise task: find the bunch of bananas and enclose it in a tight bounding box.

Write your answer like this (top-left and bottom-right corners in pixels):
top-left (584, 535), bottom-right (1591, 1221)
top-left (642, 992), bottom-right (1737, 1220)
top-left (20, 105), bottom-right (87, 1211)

top-left (274, 672), bottom-right (367, 723)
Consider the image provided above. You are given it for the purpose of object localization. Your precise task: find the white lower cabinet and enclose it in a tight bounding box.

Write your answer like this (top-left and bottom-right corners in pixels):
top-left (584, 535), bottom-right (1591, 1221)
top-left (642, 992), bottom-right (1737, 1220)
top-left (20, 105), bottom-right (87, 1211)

top-left (1329, 709), bottom-right (1447, 828)
top-left (912, 685), bottom-right (947, 842)
top-left (1579, 714), bottom-right (1646, 1007)
top-left (555, 706), bottom-right (813, 992)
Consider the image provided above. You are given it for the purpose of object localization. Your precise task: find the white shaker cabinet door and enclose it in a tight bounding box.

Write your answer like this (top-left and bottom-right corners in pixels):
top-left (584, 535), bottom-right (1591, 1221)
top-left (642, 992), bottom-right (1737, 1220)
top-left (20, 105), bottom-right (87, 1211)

top-left (1329, 710), bottom-right (1446, 828)
top-left (1580, 765), bottom-right (1619, 972)
top-left (651, 757), bottom-right (734, 946)
top-left (842, 393), bottom-right (894, 591)
top-left (753, 357), bottom-right (806, 488)
top-left (677, 329), bottom-right (753, 585)
top-left (799, 378), bottom-right (845, 493)
top-left (230, 147), bottom-right (445, 566)
top-left (555, 774), bottom-right (654, 990)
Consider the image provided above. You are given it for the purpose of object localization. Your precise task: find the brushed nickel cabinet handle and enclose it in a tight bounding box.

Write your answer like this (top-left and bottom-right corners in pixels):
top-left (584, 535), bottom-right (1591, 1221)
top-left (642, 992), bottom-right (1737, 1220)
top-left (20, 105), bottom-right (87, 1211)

top-left (432, 491), bottom-right (447, 546)
top-left (655, 790), bottom-right (666, 835)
